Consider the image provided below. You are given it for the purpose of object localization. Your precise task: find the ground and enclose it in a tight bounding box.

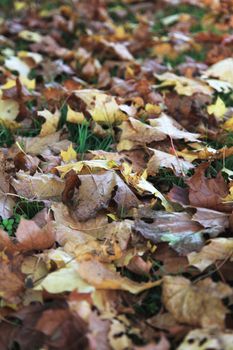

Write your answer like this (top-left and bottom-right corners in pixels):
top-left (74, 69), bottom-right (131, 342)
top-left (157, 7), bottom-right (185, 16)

top-left (0, 0), bottom-right (233, 349)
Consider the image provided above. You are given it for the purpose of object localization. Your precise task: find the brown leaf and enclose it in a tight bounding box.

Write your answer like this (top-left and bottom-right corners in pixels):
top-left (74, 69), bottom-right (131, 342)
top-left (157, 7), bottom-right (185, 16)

top-left (162, 276), bottom-right (232, 329)
top-left (16, 219), bottom-right (55, 252)
top-left (0, 255), bottom-right (24, 304)
top-left (147, 149), bottom-right (194, 176)
top-left (134, 207), bottom-right (204, 254)
top-left (65, 171), bottom-right (139, 221)
top-left (11, 172), bottom-right (65, 200)
top-left (187, 163), bottom-right (231, 212)
top-left (188, 238), bottom-right (233, 271)
top-left (78, 259), bottom-right (161, 294)
top-left (192, 207), bottom-right (229, 235)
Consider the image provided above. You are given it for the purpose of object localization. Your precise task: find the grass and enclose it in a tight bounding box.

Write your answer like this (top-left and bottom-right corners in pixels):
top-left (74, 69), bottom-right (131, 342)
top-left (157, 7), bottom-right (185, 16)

top-left (67, 121), bottom-right (113, 157)
top-left (149, 168), bottom-right (188, 191)
top-left (0, 124), bottom-right (14, 147)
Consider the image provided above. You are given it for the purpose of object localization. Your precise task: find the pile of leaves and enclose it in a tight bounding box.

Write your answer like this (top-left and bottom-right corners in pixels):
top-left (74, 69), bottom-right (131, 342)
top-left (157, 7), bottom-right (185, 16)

top-left (0, 0), bottom-right (233, 349)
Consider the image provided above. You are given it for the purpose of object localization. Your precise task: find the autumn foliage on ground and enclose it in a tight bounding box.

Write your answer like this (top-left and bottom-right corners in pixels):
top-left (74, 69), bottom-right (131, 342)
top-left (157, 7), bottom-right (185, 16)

top-left (0, 0), bottom-right (233, 349)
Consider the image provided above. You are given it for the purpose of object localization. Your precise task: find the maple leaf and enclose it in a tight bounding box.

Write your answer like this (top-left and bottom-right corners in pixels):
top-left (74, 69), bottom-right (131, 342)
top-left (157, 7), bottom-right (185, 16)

top-left (62, 171), bottom-right (139, 221)
top-left (162, 275), bottom-right (232, 329)
top-left (147, 148), bottom-right (194, 176)
top-left (74, 89), bottom-right (127, 124)
top-left (188, 238), bottom-right (233, 271)
top-left (207, 96), bottom-right (227, 119)
top-left (38, 109), bottom-right (60, 137)
top-left (186, 163), bottom-right (231, 212)
top-left (60, 144), bottom-right (77, 162)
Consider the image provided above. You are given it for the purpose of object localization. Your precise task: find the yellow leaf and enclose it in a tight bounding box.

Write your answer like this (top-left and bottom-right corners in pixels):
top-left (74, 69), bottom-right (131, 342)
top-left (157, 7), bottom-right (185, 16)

top-left (14, 1), bottom-right (27, 11)
top-left (38, 109), bottom-right (60, 137)
top-left (223, 186), bottom-right (233, 202)
top-left (74, 89), bottom-right (127, 124)
top-left (223, 115), bottom-right (233, 132)
top-left (1, 77), bottom-right (35, 90)
top-left (155, 72), bottom-right (213, 96)
top-left (145, 103), bottom-right (161, 114)
top-left (207, 97), bottom-right (226, 119)
top-left (56, 159), bottom-right (117, 177)
top-left (66, 105), bottom-right (86, 124)
top-left (0, 99), bottom-right (19, 122)
top-left (18, 30), bottom-right (43, 43)
top-left (60, 144), bottom-right (77, 162)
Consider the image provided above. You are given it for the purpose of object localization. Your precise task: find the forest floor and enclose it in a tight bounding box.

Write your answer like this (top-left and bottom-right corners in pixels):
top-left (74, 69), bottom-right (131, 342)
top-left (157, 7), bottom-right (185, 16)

top-left (0, 0), bottom-right (233, 349)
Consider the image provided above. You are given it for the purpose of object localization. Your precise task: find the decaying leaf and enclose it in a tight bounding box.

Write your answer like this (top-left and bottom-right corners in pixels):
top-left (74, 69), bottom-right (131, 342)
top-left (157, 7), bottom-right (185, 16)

top-left (186, 163), bottom-right (230, 212)
top-left (188, 238), bottom-right (233, 271)
top-left (64, 171), bottom-right (139, 221)
top-left (162, 275), bottom-right (232, 329)
top-left (147, 149), bottom-right (194, 176)
top-left (11, 172), bottom-right (65, 200)
top-left (178, 329), bottom-right (233, 350)
top-left (134, 207), bottom-right (204, 254)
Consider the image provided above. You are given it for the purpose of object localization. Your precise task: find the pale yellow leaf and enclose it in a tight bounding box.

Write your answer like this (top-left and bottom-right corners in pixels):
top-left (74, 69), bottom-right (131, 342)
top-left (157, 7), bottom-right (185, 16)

top-left (74, 89), bottom-right (127, 124)
top-left (188, 238), bottom-right (233, 271)
top-left (207, 97), bottom-right (226, 119)
top-left (38, 109), bottom-right (60, 137)
top-left (60, 144), bottom-right (77, 162)
top-left (18, 30), bottom-right (43, 43)
top-left (66, 105), bottom-right (86, 124)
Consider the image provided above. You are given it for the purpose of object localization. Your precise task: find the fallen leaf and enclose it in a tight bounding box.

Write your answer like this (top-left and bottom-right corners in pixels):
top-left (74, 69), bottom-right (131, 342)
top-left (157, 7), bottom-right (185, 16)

top-left (134, 207), bottom-right (204, 254)
top-left (155, 72), bottom-right (213, 96)
top-left (149, 114), bottom-right (200, 142)
top-left (162, 275), bottom-right (232, 329)
top-left (178, 329), bottom-right (233, 350)
top-left (147, 149), bottom-right (194, 176)
top-left (78, 259), bottom-right (161, 294)
top-left (38, 109), bottom-right (60, 136)
top-left (186, 163), bottom-right (230, 212)
top-left (60, 144), bottom-right (77, 162)
top-left (0, 98), bottom-right (19, 122)
top-left (66, 105), bottom-right (86, 124)
top-left (207, 96), bottom-right (227, 119)
top-left (11, 172), bottom-right (65, 200)
top-left (5, 56), bottom-right (31, 77)
top-left (203, 58), bottom-right (233, 86)
top-left (64, 171), bottom-right (139, 221)
top-left (188, 238), bottom-right (233, 271)
top-left (74, 89), bottom-right (127, 124)
top-left (15, 219), bottom-right (55, 252)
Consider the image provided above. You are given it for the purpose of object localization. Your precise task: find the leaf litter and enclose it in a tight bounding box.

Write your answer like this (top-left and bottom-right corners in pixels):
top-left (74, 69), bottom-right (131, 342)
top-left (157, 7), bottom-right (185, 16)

top-left (0, 0), bottom-right (233, 349)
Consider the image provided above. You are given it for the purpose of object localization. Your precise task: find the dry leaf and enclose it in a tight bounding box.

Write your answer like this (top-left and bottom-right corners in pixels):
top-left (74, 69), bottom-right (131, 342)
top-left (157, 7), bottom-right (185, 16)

top-left (178, 329), bottom-right (233, 350)
top-left (162, 275), bottom-right (232, 329)
top-left (147, 149), bottom-right (194, 176)
top-left (188, 238), bottom-right (233, 271)
top-left (38, 109), bottom-right (60, 137)
top-left (11, 172), bottom-right (65, 200)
